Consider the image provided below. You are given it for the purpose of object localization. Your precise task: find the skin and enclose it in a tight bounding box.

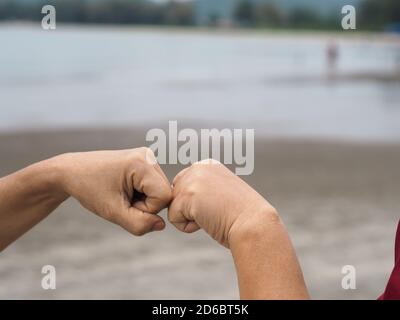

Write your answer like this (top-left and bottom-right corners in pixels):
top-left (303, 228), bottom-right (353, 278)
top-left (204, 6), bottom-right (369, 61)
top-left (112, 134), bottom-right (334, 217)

top-left (0, 148), bottom-right (172, 251)
top-left (169, 159), bottom-right (309, 299)
top-left (0, 151), bottom-right (308, 299)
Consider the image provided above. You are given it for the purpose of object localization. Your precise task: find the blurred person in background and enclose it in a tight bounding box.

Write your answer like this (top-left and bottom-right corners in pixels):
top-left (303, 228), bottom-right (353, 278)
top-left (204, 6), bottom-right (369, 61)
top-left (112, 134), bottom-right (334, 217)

top-left (326, 40), bottom-right (339, 75)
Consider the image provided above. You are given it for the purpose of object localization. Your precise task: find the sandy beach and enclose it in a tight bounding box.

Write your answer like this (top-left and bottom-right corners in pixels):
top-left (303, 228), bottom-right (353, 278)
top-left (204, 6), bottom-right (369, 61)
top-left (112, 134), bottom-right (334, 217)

top-left (0, 127), bottom-right (399, 299)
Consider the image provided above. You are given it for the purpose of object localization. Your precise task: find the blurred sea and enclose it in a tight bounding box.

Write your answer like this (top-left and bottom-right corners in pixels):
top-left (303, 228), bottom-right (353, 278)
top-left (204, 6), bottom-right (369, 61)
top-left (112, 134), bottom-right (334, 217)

top-left (1, 23), bottom-right (400, 141)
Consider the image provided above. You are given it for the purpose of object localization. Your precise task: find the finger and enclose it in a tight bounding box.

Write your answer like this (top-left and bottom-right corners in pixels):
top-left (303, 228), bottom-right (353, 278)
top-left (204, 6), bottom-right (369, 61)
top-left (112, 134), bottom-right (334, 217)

top-left (114, 203), bottom-right (166, 236)
top-left (182, 221), bottom-right (201, 233)
top-left (172, 167), bottom-right (191, 187)
top-left (154, 162), bottom-right (170, 186)
top-left (168, 195), bottom-right (200, 234)
top-left (195, 158), bottom-right (221, 165)
top-left (141, 146), bottom-right (170, 187)
top-left (132, 164), bottom-right (172, 214)
top-left (134, 163), bottom-right (171, 210)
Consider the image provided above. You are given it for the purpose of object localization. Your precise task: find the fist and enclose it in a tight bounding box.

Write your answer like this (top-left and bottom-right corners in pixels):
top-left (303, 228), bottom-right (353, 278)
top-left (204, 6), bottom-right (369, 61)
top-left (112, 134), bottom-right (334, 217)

top-left (56, 148), bottom-right (172, 236)
top-left (168, 160), bottom-right (278, 248)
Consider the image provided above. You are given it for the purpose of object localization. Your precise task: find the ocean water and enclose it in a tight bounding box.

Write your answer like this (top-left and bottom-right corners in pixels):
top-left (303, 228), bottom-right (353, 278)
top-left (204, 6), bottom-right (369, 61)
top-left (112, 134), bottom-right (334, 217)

top-left (1, 24), bottom-right (400, 141)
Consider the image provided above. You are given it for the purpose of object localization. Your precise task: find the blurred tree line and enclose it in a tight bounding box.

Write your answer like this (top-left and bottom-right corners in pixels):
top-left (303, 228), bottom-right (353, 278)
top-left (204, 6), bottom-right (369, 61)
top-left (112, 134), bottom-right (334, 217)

top-left (234, 0), bottom-right (400, 30)
top-left (359, 0), bottom-right (400, 30)
top-left (0, 0), bottom-right (194, 26)
top-left (0, 0), bottom-right (399, 31)
top-left (234, 1), bottom-right (330, 29)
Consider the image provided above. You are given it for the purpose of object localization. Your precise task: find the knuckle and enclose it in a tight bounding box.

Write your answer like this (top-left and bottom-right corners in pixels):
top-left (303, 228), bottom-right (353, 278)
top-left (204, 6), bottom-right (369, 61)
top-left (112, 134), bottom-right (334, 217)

top-left (130, 147), bottom-right (154, 163)
top-left (172, 173), bottom-right (184, 188)
top-left (160, 184), bottom-right (173, 201)
top-left (194, 158), bottom-right (219, 166)
top-left (182, 184), bottom-right (198, 199)
top-left (144, 148), bottom-right (159, 166)
top-left (192, 162), bottom-right (210, 174)
top-left (194, 159), bottom-right (223, 172)
top-left (190, 168), bottom-right (204, 181)
top-left (138, 146), bottom-right (152, 155)
top-left (140, 146), bottom-right (155, 158)
top-left (175, 175), bottom-right (197, 198)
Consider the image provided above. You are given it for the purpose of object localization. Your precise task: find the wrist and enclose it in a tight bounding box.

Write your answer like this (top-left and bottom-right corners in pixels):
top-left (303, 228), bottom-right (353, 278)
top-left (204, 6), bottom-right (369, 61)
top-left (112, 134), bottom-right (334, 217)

top-left (228, 204), bottom-right (282, 249)
top-left (39, 155), bottom-right (71, 202)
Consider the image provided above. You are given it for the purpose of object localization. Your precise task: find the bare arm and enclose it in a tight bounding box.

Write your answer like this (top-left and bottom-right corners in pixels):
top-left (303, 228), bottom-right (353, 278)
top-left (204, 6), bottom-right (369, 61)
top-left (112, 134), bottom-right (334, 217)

top-left (0, 159), bottom-right (68, 250)
top-left (169, 160), bottom-right (309, 300)
top-left (0, 148), bottom-right (172, 251)
top-left (229, 209), bottom-right (309, 299)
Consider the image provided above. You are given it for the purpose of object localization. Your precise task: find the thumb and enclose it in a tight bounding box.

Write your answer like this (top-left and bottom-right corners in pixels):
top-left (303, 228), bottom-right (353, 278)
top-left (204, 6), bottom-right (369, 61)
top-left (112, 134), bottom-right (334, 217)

top-left (168, 195), bottom-right (200, 234)
top-left (113, 201), bottom-right (166, 236)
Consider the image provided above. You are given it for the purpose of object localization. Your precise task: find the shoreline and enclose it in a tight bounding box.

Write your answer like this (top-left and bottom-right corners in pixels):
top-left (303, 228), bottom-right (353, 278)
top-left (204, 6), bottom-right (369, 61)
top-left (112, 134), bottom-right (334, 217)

top-left (2, 21), bottom-right (400, 43)
top-left (1, 126), bottom-right (400, 147)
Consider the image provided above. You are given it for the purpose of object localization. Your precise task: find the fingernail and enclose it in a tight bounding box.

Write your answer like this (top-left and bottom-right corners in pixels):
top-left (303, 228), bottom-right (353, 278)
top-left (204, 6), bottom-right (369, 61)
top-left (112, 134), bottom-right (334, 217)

top-left (152, 221), bottom-right (165, 232)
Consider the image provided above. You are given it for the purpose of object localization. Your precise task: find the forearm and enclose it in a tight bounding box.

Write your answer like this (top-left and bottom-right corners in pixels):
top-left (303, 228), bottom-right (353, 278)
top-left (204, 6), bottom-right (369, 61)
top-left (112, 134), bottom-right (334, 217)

top-left (0, 157), bottom-right (69, 251)
top-left (230, 209), bottom-right (309, 300)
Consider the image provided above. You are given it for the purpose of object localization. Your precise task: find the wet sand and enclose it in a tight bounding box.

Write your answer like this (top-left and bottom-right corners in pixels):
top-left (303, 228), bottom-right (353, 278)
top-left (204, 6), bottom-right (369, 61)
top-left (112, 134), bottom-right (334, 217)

top-left (0, 127), bottom-right (399, 299)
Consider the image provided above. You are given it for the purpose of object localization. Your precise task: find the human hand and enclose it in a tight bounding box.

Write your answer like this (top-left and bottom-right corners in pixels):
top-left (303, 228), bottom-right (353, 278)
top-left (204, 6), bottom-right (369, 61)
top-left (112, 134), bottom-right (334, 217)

top-left (168, 160), bottom-right (279, 248)
top-left (53, 148), bottom-right (172, 236)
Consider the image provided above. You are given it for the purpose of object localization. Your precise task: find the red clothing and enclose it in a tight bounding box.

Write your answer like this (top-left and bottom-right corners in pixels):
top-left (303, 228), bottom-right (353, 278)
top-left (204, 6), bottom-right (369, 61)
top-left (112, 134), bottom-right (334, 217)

top-left (379, 221), bottom-right (400, 300)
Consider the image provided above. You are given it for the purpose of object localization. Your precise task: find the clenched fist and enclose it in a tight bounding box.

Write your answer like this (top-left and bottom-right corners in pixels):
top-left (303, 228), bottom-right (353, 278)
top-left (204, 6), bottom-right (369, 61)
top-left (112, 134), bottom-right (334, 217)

top-left (168, 160), bottom-right (308, 299)
top-left (54, 148), bottom-right (172, 236)
top-left (168, 160), bottom-right (278, 248)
